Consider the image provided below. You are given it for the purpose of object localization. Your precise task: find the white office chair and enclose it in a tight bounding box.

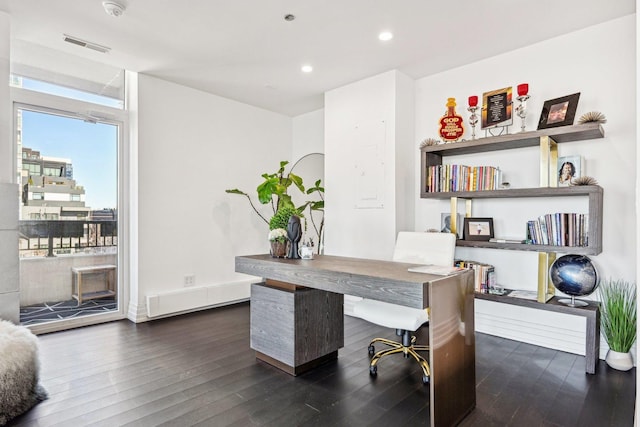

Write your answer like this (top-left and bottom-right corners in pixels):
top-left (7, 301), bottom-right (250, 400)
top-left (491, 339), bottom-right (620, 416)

top-left (352, 231), bottom-right (457, 384)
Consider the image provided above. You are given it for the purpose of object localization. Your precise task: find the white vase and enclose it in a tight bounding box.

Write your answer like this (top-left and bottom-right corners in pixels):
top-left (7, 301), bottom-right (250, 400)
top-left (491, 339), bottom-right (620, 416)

top-left (605, 349), bottom-right (634, 371)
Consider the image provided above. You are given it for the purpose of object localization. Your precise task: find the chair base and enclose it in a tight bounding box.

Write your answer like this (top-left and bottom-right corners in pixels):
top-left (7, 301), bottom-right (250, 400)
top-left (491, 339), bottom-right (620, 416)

top-left (367, 330), bottom-right (430, 384)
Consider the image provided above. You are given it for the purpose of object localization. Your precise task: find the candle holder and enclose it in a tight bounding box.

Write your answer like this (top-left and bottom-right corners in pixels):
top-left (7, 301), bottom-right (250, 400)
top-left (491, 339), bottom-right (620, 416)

top-left (467, 106), bottom-right (478, 139)
top-left (467, 95), bottom-right (479, 140)
top-left (515, 84), bottom-right (529, 132)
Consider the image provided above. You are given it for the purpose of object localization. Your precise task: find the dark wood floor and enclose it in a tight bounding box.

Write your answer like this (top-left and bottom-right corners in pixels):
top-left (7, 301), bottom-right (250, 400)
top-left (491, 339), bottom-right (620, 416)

top-left (11, 302), bottom-right (635, 426)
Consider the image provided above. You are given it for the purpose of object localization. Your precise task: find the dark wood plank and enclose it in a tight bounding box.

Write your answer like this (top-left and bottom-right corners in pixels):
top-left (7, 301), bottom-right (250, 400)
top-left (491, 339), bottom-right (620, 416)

top-left (11, 302), bottom-right (635, 427)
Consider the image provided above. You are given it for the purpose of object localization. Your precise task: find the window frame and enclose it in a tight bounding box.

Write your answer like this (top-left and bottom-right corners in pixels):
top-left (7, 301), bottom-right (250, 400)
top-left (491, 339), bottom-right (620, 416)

top-left (11, 85), bottom-right (131, 334)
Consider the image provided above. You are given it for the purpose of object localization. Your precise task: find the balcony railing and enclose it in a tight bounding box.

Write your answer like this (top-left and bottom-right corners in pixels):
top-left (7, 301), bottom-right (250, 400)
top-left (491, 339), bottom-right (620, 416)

top-left (19, 220), bottom-right (117, 257)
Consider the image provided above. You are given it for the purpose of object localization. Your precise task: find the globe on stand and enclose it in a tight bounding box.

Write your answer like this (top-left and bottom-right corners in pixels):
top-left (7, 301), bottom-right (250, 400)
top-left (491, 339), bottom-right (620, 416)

top-left (549, 254), bottom-right (599, 307)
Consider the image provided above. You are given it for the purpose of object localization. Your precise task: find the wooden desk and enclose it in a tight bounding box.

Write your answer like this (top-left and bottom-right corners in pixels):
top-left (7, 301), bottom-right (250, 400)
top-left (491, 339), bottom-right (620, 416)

top-left (236, 254), bottom-right (476, 427)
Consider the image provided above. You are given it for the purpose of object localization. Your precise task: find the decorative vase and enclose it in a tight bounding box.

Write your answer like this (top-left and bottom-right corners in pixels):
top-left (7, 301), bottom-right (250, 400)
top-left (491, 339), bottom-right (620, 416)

top-left (605, 350), bottom-right (634, 371)
top-left (270, 241), bottom-right (287, 258)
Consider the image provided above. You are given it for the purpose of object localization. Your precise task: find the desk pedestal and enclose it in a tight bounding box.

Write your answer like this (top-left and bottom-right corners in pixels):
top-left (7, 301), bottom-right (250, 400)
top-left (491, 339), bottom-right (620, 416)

top-left (250, 281), bottom-right (344, 375)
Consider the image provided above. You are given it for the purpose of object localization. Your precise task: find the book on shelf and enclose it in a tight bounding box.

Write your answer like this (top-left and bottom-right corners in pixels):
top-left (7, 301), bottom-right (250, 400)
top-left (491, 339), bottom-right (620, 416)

top-left (526, 213), bottom-right (588, 247)
top-left (454, 259), bottom-right (495, 293)
top-left (426, 164), bottom-right (502, 193)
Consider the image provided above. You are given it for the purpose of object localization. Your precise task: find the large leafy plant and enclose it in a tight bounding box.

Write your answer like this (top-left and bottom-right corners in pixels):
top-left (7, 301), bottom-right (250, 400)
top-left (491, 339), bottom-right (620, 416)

top-left (598, 278), bottom-right (637, 353)
top-left (226, 160), bottom-right (324, 250)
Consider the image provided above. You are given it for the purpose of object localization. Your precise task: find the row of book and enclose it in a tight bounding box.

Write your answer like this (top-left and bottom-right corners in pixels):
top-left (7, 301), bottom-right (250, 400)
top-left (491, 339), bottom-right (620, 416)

top-left (526, 213), bottom-right (589, 247)
top-left (454, 259), bottom-right (495, 293)
top-left (425, 164), bottom-right (502, 193)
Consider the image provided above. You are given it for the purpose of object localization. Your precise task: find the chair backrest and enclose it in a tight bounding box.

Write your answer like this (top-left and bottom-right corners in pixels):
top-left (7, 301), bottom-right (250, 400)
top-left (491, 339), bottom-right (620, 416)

top-left (392, 231), bottom-right (456, 266)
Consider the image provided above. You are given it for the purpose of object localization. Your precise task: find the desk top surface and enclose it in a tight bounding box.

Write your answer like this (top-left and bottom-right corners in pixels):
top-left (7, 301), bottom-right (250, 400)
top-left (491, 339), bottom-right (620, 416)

top-left (236, 254), bottom-right (470, 309)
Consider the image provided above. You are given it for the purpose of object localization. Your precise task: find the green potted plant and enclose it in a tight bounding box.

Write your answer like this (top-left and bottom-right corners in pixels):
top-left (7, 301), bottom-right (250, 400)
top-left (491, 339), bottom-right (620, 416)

top-left (226, 160), bottom-right (323, 251)
top-left (598, 278), bottom-right (637, 371)
top-left (267, 228), bottom-right (288, 258)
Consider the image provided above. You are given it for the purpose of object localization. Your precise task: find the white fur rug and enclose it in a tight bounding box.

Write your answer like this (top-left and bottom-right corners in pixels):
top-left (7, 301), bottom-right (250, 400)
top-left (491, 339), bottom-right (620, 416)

top-left (0, 320), bottom-right (47, 426)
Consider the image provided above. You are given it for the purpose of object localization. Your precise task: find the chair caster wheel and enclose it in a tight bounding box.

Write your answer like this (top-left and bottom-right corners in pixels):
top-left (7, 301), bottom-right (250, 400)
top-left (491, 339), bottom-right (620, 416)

top-left (369, 365), bottom-right (377, 376)
top-left (368, 345), bottom-right (375, 356)
top-left (422, 375), bottom-right (429, 385)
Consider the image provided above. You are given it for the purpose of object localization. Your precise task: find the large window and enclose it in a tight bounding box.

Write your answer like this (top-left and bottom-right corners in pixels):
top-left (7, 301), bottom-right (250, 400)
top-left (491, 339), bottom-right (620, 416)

top-left (11, 43), bottom-right (128, 333)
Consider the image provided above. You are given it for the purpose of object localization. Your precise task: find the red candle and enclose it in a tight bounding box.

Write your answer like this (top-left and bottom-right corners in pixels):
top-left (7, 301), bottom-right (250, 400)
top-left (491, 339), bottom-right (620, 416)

top-left (517, 83), bottom-right (529, 96)
top-left (468, 96), bottom-right (478, 107)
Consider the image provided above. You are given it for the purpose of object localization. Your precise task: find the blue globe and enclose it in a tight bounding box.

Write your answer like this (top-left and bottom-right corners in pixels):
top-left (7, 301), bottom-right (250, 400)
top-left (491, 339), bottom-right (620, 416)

top-left (549, 254), bottom-right (599, 297)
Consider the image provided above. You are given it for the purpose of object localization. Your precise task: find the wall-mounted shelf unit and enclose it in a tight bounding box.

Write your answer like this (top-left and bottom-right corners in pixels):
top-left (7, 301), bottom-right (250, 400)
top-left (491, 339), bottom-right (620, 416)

top-left (424, 185), bottom-right (603, 255)
top-left (419, 123), bottom-right (605, 302)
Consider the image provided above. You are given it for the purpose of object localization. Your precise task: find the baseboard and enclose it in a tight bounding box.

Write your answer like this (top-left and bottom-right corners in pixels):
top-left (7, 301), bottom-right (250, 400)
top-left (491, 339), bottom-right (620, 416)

top-left (146, 280), bottom-right (252, 318)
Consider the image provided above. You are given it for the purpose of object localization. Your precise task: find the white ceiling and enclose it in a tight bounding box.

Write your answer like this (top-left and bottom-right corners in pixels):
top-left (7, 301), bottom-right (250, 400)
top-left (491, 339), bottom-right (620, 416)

top-left (0, 0), bottom-right (635, 116)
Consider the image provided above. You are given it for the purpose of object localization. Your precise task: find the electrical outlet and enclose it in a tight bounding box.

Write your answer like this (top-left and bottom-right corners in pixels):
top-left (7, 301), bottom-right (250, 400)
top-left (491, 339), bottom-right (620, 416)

top-left (184, 275), bottom-right (195, 287)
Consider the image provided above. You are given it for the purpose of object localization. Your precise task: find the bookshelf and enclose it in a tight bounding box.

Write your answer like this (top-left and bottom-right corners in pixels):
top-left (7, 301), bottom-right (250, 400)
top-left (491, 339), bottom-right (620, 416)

top-left (419, 122), bottom-right (605, 302)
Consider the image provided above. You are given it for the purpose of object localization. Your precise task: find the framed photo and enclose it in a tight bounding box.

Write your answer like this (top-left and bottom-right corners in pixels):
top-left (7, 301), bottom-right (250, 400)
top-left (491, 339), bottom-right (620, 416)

top-left (463, 217), bottom-right (494, 241)
top-left (481, 87), bottom-right (513, 129)
top-left (441, 212), bottom-right (463, 238)
top-left (537, 92), bottom-right (581, 129)
top-left (558, 155), bottom-right (582, 186)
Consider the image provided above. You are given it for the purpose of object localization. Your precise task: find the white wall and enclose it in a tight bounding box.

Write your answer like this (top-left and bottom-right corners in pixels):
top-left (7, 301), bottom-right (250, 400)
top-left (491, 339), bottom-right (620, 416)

top-left (132, 74), bottom-right (292, 320)
top-left (415, 15), bottom-right (636, 288)
top-left (414, 15), bottom-right (636, 356)
top-left (324, 70), bottom-right (414, 260)
top-left (292, 109), bottom-right (324, 161)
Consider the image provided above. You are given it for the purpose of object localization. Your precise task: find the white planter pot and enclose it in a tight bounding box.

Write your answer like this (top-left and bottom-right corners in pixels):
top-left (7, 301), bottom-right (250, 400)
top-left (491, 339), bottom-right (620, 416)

top-left (605, 349), bottom-right (634, 371)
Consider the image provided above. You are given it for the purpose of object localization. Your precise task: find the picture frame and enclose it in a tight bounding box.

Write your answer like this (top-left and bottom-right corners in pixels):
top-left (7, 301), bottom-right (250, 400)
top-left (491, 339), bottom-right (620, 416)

top-left (481, 86), bottom-right (513, 130)
top-left (558, 155), bottom-right (582, 186)
top-left (463, 217), bottom-right (494, 241)
top-left (537, 92), bottom-right (581, 129)
top-left (441, 212), bottom-right (463, 238)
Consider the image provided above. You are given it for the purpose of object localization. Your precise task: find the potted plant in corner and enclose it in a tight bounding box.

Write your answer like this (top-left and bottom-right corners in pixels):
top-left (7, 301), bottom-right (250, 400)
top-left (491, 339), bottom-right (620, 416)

top-left (598, 278), bottom-right (637, 371)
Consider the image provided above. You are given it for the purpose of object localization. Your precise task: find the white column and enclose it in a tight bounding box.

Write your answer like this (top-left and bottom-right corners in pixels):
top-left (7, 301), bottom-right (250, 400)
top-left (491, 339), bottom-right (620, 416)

top-left (0, 12), bottom-right (20, 323)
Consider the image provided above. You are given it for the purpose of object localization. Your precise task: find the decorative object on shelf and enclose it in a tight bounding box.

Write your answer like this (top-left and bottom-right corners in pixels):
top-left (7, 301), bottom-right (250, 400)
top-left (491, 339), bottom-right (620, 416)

top-left (537, 92), bottom-right (581, 130)
top-left (514, 83), bottom-right (530, 132)
top-left (268, 228), bottom-right (288, 258)
top-left (462, 217), bottom-right (494, 241)
top-left (570, 176), bottom-right (598, 186)
top-left (467, 96), bottom-right (479, 140)
top-left (558, 155), bottom-right (582, 186)
top-left (578, 111), bottom-right (607, 125)
top-left (420, 137), bottom-right (440, 148)
top-left (598, 278), bottom-right (636, 371)
top-left (499, 182), bottom-right (511, 189)
top-left (286, 215), bottom-right (302, 259)
top-left (549, 254), bottom-right (598, 307)
top-left (438, 98), bottom-right (465, 142)
top-left (481, 86), bottom-right (513, 136)
top-left (441, 212), bottom-right (463, 238)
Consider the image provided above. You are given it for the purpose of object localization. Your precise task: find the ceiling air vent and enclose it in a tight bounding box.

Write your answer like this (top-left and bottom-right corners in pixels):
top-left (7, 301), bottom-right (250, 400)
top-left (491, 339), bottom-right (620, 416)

top-left (63, 34), bottom-right (111, 53)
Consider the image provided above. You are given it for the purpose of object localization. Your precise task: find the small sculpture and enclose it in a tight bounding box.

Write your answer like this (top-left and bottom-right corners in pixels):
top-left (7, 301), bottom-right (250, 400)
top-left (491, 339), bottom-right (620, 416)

top-left (420, 138), bottom-right (440, 148)
top-left (578, 111), bottom-right (607, 125)
top-left (570, 176), bottom-right (598, 186)
top-left (286, 215), bottom-right (302, 259)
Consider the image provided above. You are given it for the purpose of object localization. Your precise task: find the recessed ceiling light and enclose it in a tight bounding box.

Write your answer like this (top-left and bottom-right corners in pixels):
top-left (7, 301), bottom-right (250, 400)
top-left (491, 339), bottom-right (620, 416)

top-left (378, 31), bottom-right (393, 41)
top-left (301, 65), bottom-right (313, 73)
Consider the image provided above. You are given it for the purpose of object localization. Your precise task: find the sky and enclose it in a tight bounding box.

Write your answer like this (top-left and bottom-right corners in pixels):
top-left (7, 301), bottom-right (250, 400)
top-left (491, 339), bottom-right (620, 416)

top-left (21, 109), bottom-right (118, 210)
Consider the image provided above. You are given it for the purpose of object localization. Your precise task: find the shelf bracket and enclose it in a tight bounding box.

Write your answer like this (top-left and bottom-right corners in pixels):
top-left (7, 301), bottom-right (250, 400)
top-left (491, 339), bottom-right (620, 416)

top-left (539, 136), bottom-right (558, 187)
top-left (449, 197), bottom-right (473, 237)
top-left (537, 252), bottom-right (556, 303)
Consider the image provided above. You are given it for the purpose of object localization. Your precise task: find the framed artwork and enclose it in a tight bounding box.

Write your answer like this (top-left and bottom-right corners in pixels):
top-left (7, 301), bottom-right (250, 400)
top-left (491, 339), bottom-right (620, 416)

top-left (463, 217), bottom-right (494, 241)
top-left (558, 155), bottom-right (582, 186)
top-left (481, 87), bottom-right (513, 130)
top-left (537, 92), bottom-right (581, 129)
top-left (441, 212), bottom-right (463, 238)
